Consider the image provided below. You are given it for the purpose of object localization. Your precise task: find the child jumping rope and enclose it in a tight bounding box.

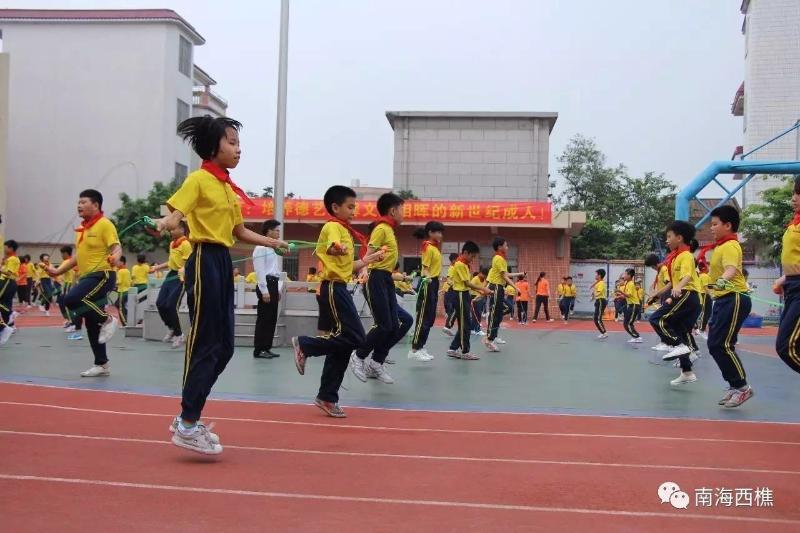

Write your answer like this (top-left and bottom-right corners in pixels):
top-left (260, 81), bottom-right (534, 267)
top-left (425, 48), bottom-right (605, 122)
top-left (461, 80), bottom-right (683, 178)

top-left (409, 221), bottom-right (445, 361)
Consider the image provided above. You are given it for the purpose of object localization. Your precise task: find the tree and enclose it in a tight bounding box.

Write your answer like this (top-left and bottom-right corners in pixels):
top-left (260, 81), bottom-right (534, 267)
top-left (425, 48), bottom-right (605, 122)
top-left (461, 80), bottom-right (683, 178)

top-left (741, 176), bottom-right (794, 261)
top-left (398, 189), bottom-right (419, 200)
top-left (556, 134), bottom-right (677, 259)
top-left (111, 179), bottom-right (180, 253)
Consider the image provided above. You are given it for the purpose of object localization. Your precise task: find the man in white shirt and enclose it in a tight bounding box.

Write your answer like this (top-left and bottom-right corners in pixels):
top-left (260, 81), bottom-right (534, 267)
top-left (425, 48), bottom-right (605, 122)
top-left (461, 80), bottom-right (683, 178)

top-left (253, 219), bottom-right (283, 359)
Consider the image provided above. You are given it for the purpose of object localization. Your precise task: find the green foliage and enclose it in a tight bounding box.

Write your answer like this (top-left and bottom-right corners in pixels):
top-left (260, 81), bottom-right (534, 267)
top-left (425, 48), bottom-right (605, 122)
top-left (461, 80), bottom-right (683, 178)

top-left (111, 179), bottom-right (180, 253)
top-left (398, 189), bottom-right (419, 200)
top-left (741, 176), bottom-right (794, 261)
top-left (557, 135), bottom-right (676, 259)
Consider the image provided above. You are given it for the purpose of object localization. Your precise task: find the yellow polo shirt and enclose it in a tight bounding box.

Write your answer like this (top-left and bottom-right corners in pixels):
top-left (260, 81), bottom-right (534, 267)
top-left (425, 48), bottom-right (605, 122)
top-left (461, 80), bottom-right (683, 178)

top-left (782, 223), bottom-right (800, 276)
top-left (451, 260), bottom-right (471, 291)
top-left (487, 254), bottom-right (508, 285)
top-left (594, 280), bottom-right (606, 300)
top-left (131, 264), bottom-right (150, 285)
top-left (624, 280), bottom-right (640, 305)
top-left (317, 221), bottom-right (354, 283)
top-left (669, 250), bottom-right (701, 293)
top-left (167, 168), bottom-right (244, 248)
top-left (710, 240), bottom-right (747, 298)
top-left (116, 267), bottom-right (132, 292)
top-left (168, 239), bottom-right (193, 272)
top-left (368, 222), bottom-right (398, 272)
top-left (2, 255), bottom-right (20, 280)
top-left (75, 217), bottom-right (119, 276)
top-left (421, 244), bottom-right (442, 278)
top-left (562, 284), bottom-right (577, 297)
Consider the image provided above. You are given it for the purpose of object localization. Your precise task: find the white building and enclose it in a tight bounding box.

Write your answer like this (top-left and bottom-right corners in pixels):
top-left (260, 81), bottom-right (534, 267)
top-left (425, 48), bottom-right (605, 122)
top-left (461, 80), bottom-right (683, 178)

top-left (734, 0), bottom-right (800, 207)
top-left (387, 111), bottom-right (556, 201)
top-left (0, 9), bottom-right (226, 247)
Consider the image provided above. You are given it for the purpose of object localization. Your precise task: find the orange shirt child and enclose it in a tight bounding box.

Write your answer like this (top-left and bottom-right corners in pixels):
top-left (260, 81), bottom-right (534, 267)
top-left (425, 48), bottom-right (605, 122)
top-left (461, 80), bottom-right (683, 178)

top-left (536, 278), bottom-right (550, 297)
top-left (516, 280), bottom-right (530, 302)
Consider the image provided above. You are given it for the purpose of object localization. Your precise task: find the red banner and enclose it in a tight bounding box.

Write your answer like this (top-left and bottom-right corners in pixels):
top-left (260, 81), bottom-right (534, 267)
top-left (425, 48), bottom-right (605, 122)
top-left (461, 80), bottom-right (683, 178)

top-left (241, 199), bottom-right (552, 225)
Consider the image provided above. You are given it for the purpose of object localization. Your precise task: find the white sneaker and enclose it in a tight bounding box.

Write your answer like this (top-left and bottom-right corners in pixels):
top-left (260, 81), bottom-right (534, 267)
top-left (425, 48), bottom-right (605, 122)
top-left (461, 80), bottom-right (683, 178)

top-left (169, 417), bottom-right (220, 444)
top-left (0, 326), bottom-right (13, 345)
top-left (628, 337), bottom-right (643, 344)
top-left (98, 316), bottom-right (118, 344)
top-left (476, 330), bottom-right (486, 336)
top-left (171, 334), bottom-right (185, 349)
top-left (80, 365), bottom-right (110, 377)
top-left (442, 327), bottom-right (455, 337)
top-left (547, 319), bottom-right (554, 322)
top-left (484, 340), bottom-right (500, 352)
top-left (597, 333), bottom-right (608, 339)
top-left (670, 371), bottom-right (697, 386)
top-left (663, 344), bottom-right (691, 361)
top-left (366, 360), bottom-right (394, 384)
top-left (45, 310), bottom-right (50, 317)
top-left (446, 349), bottom-right (461, 359)
top-left (163, 330), bottom-right (175, 343)
top-left (350, 353), bottom-right (367, 382)
top-left (408, 350), bottom-right (432, 362)
top-left (65, 325), bottom-right (76, 333)
top-left (171, 423), bottom-right (223, 455)
top-left (651, 343), bottom-right (671, 351)
top-left (495, 337), bottom-right (507, 345)
top-left (38, 305), bottom-right (45, 312)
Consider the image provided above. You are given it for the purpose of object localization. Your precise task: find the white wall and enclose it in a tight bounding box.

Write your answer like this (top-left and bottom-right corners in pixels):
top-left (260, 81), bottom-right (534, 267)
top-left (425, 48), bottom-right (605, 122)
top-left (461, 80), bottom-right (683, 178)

top-left (392, 117), bottom-right (551, 201)
top-left (742, 0), bottom-right (800, 207)
top-left (1, 21), bottom-right (194, 244)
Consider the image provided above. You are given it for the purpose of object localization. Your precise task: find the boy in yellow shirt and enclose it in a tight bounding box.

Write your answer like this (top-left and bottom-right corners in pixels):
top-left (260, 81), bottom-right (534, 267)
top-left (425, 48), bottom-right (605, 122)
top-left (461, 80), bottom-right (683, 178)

top-left (448, 241), bottom-right (491, 360)
top-left (131, 254), bottom-right (150, 294)
top-left (590, 268), bottom-right (608, 339)
top-left (615, 268), bottom-right (641, 342)
top-left (695, 262), bottom-right (711, 339)
top-left (647, 221), bottom-right (702, 386)
top-left (116, 256), bottom-right (132, 327)
top-left (409, 221), bottom-right (444, 361)
top-left (291, 185), bottom-right (383, 417)
top-left (0, 239), bottom-right (20, 345)
top-left (775, 180), bottom-right (800, 378)
top-left (351, 193), bottom-right (413, 384)
top-left (442, 253), bottom-right (459, 335)
top-left (484, 237), bottom-right (524, 352)
top-left (47, 189), bottom-right (122, 376)
top-left (151, 221), bottom-right (192, 348)
top-left (559, 276), bottom-right (577, 323)
top-left (698, 205), bottom-right (754, 406)
top-left (156, 116), bottom-right (289, 453)
top-left (37, 253), bottom-right (54, 316)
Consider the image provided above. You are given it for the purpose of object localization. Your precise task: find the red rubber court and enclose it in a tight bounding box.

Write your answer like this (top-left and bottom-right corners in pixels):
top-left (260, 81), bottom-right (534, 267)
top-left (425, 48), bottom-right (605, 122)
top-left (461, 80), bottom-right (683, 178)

top-left (1, 381), bottom-right (799, 532)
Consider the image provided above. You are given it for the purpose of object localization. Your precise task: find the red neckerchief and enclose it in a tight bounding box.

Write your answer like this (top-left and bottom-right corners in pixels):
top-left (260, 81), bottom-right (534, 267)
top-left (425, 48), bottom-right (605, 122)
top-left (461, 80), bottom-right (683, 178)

top-left (328, 218), bottom-right (368, 259)
top-left (456, 254), bottom-right (471, 266)
top-left (374, 216), bottom-right (398, 229)
top-left (495, 251), bottom-right (507, 259)
top-left (421, 240), bottom-right (441, 254)
top-left (664, 244), bottom-right (690, 284)
top-left (171, 236), bottom-right (188, 249)
top-left (788, 212), bottom-right (800, 228)
top-left (74, 212), bottom-right (104, 244)
top-left (697, 234), bottom-right (738, 265)
top-left (201, 160), bottom-right (255, 207)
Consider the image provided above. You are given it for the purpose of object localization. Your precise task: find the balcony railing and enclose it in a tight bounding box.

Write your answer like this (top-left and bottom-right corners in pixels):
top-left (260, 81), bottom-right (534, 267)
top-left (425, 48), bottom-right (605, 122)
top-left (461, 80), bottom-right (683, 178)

top-left (192, 88), bottom-right (228, 113)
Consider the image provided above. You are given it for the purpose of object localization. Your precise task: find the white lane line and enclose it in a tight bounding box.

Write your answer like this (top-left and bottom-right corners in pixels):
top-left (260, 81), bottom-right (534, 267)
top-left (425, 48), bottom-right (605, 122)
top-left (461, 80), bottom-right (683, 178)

top-left (0, 474), bottom-right (797, 525)
top-left (1, 430), bottom-right (799, 477)
top-left (2, 380), bottom-right (798, 426)
top-left (1, 401), bottom-right (798, 446)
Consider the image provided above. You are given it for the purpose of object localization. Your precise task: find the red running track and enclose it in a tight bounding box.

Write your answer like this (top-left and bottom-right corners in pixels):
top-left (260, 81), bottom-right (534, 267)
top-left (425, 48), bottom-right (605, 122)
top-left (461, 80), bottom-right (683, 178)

top-left (0, 383), bottom-right (798, 532)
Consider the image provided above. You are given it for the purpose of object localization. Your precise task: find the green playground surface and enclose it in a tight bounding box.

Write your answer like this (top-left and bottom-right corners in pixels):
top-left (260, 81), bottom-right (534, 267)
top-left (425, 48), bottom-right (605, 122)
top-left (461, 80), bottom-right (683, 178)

top-left (1, 324), bottom-right (797, 423)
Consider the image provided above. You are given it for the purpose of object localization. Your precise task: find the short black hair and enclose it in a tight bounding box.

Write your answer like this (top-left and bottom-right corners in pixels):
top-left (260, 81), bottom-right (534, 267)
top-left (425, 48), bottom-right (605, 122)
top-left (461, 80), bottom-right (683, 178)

top-left (480, 267), bottom-right (489, 276)
top-left (261, 219), bottom-right (281, 234)
top-left (377, 192), bottom-right (404, 216)
top-left (178, 115), bottom-right (243, 160)
top-left (119, 256), bottom-right (127, 264)
top-left (137, 254), bottom-right (146, 263)
top-left (449, 253), bottom-right (459, 262)
top-left (308, 266), bottom-right (317, 274)
top-left (60, 245), bottom-right (73, 255)
top-left (625, 267), bottom-right (635, 277)
top-left (666, 220), bottom-right (698, 252)
top-left (462, 240), bottom-right (480, 255)
top-left (492, 237), bottom-right (507, 251)
top-left (596, 269), bottom-right (606, 278)
top-left (566, 276), bottom-right (573, 281)
top-left (644, 253), bottom-right (660, 267)
top-left (323, 185), bottom-right (357, 215)
top-left (79, 189), bottom-right (103, 209)
top-left (710, 205), bottom-right (740, 232)
top-left (178, 220), bottom-right (189, 235)
top-left (4, 239), bottom-right (18, 251)
top-left (40, 253), bottom-right (49, 261)
top-left (412, 220), bottom-right (445, 239)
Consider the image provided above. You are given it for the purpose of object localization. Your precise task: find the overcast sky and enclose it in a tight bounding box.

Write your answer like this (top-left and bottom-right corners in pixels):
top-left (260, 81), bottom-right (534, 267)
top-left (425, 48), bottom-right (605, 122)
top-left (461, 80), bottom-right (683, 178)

top-left (7, 0), bottom-right (745, 198)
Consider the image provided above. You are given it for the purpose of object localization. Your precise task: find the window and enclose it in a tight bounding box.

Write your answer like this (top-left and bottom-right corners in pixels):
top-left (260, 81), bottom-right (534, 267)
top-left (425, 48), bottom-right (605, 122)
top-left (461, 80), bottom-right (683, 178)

top-left (282, 255), bottom-right (299, 281)
top-left (178, 36), bottom-right (192, 76)
top-left (177, 98), bottom-right (190, 126)
top-left (174, 162), bottom-right (188, 182)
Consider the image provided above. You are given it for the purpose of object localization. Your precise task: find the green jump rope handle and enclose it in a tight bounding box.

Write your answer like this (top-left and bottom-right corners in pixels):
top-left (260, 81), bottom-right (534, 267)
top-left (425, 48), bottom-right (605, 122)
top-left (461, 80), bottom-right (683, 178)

top-left (141, 216), bottom-right (158, 229)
